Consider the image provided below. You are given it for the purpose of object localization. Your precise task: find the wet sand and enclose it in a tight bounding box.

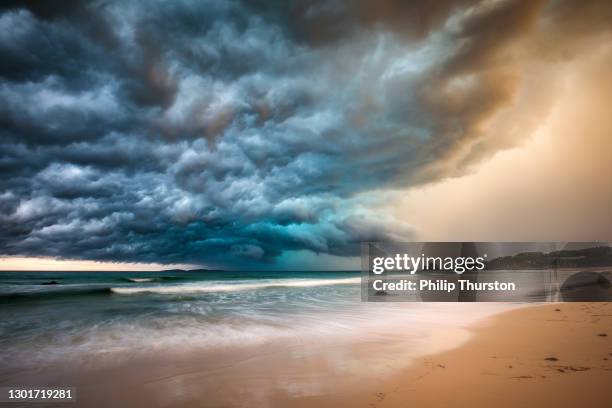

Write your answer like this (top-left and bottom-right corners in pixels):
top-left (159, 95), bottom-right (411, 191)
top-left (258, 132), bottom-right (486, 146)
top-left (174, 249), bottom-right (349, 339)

top-left (4, 303), bottom-right (610, 407)
top-left (348, 303), bottom-right (612, 408)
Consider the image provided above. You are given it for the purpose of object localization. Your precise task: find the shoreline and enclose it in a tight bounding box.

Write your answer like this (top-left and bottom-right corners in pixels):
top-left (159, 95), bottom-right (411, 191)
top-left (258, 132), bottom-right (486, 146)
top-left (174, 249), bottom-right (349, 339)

top-left (352, 303), bottom-right (612, 408)
top-left (2, 301), bottom-right (609, 407)
top-left (0, 302), bottom-right (520, 407)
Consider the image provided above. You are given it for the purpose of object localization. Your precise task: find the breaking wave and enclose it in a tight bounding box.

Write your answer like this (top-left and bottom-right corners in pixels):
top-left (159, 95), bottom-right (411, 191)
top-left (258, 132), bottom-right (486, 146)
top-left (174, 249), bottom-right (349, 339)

top-left (110, 277), bottom-right (361, 294)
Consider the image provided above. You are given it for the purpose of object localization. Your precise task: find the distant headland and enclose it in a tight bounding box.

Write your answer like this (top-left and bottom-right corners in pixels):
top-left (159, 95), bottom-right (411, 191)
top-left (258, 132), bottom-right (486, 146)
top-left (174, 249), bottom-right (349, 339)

top-left (486, 246), bottom-right (612, 270)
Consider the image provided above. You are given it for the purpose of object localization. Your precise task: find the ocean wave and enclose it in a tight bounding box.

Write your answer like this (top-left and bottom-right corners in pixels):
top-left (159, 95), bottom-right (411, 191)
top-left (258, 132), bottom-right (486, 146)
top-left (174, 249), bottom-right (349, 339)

top-left (120, 275), bottom-right (187, 283)
top-left (0, 286), bottom-right (111, 302)
top-left (110, 277), bottom-right (361, 295)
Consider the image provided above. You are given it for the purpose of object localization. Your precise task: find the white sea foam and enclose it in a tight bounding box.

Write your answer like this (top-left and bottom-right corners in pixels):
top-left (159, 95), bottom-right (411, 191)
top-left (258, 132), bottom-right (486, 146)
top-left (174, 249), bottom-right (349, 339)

top-left (110, 277), bottom-right (361, 294)
top-left (126, 278), bottom-right (154, 283)
top-left (0, 302), bottom-right (522, 372)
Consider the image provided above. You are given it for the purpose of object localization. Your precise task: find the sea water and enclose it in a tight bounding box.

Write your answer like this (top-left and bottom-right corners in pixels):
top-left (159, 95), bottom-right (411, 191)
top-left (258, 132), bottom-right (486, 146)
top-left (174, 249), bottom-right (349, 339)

top-left (0, 270), bottom-right (519, 405)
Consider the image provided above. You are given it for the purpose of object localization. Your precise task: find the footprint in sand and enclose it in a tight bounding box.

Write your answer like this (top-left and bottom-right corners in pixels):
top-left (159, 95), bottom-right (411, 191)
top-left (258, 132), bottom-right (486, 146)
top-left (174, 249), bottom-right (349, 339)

top-left (370, 392), bottom-right (386, 407)
top-left (556, 366), bottom-right (591, 373)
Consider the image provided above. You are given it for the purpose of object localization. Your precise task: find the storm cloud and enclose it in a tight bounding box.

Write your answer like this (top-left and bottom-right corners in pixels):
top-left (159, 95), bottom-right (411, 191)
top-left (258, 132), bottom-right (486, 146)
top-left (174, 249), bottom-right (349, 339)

top-left (0, 0), bottom-right (610, 268)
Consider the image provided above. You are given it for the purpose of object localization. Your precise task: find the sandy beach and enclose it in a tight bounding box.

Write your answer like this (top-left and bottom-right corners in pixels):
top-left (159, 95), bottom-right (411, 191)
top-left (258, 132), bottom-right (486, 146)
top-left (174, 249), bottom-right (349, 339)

top-left (174, 301), bottom-right (611, 408)
top-left (345, 303), bottom-right (612, 408)
top-left (2, 293), bottom-right (610, 407)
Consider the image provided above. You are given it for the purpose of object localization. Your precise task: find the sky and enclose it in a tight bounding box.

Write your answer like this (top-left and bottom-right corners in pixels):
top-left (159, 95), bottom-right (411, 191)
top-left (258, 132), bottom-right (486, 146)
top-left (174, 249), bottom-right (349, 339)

top-left (0, 0), bottom-right (611, 270)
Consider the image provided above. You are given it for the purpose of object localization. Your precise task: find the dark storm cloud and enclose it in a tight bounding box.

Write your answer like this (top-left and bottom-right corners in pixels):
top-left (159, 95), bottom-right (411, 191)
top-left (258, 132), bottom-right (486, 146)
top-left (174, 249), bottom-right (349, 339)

top-left (0, 0), bottom-right (610, 267)
top-left (285, 0), bottom-right (473, 45)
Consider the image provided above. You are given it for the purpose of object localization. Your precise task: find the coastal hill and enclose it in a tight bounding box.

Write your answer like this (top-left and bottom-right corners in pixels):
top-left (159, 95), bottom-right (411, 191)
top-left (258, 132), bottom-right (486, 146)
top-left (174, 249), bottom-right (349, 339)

top-left (486, 246), bottom-right (612, 270)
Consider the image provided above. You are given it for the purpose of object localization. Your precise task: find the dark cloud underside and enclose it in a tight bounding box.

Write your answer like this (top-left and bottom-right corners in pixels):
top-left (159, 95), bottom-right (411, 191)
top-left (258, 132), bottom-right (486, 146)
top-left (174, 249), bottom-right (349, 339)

top-left (0, 0), bottom-right (610, 267)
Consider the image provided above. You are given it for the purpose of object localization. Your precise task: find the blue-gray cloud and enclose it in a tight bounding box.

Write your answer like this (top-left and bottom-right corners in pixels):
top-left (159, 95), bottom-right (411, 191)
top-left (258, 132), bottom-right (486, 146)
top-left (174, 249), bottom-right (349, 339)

top-left (0, 0), bottom-right (609, 268)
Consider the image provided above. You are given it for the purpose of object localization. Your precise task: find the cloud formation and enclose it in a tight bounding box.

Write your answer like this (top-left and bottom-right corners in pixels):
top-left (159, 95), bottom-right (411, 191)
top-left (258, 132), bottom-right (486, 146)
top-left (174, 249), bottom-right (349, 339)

top-left (0, 0), bottom-right (610, 268)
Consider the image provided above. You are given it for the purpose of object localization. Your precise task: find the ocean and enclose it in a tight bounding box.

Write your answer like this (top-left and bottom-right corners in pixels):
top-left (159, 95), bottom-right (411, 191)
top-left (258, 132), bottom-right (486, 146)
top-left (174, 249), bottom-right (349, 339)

top-left (0, 270), bottom-right (518, 406)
